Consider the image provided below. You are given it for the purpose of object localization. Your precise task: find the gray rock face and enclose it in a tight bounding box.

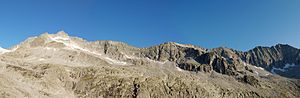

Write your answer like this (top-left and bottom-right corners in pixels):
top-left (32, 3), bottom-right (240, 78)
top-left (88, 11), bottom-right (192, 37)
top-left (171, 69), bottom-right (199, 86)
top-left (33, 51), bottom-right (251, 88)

top-left (0, 32), bottom-right (299, 98)
top-left (243, 44), bottom-right (300, 78)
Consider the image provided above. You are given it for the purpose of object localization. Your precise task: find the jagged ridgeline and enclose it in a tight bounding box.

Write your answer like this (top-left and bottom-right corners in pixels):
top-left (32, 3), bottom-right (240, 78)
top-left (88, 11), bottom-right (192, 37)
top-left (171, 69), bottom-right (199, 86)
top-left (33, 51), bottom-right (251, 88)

top-left (0, 31), bottom-right (299, 98)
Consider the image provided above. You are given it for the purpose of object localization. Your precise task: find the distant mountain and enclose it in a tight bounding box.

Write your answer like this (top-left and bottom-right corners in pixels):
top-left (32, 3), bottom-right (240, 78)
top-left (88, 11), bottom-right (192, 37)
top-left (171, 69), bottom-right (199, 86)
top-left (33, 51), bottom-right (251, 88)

top-left (0, 31), bottom-right (299, 98)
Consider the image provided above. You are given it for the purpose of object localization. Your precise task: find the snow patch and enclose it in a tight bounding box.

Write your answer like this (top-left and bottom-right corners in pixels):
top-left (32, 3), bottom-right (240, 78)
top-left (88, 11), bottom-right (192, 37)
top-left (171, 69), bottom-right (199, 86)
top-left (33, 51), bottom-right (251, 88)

top-left (48, 36), bottom-right (128, 65)
top-left (145, 58), bottom-right (167, 64)
top-left (271, 63), bottom-right (297, 74)
top-left (242, 61), bottom-right (264, 70)
top-left (283, 63), bottom-right (296, 69)
top-left (174, 43), bottom-right (194, 48)
top-left (0, 47), bottom-right (12, 55)
top-left (38, 58), bottom-right (45, 61)
top-left (253, 66), bottom-right (265, 70)
top-left (221, 57), bottom-right (227, 60)
top-left (103, 57), bottom-right (127, 65)
top-left (0, 46), bottom-right (19, 55)
top-left (242, 61), bottom-right (247, 66)
top-left (49, 36), bottom-right (84, 51)
top-left (45, 47), bottom-right (58, 51)
top-left (254, 71), bottom-right (259, 75)
top-left (271, 67), bottom-right (285, 73)
top-left (49, 36), bottom-right (96, 53)
top-left (51, 36), bottom-right (70, 41)
top-left (122, 53), bottom-right (134, 59)
top-left (176, 67), bottom-right (183, 71)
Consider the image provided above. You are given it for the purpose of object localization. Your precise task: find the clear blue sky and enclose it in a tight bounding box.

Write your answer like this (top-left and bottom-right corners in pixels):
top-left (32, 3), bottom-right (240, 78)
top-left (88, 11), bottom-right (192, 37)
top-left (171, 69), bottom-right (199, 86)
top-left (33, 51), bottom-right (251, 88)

top-left (0, 0), bottom-right (299, 51)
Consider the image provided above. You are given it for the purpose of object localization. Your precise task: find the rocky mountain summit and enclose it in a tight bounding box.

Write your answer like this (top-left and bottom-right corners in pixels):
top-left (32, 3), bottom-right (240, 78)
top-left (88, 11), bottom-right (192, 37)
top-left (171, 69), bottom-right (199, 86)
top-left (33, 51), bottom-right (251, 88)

top-left (0, 31), bottom-right (299, 98)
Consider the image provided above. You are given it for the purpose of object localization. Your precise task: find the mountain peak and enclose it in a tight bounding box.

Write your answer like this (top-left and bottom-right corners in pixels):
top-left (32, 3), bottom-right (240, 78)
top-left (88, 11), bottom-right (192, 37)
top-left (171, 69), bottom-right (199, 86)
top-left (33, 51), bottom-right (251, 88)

top-left (274, 43), bottom-right (294, 48)
top-left (39, 32), bottom-right (50, 38)
top-left (39, 31), bottom-right (68, 37)
top-left (56, 31), bottom-right (69, 37)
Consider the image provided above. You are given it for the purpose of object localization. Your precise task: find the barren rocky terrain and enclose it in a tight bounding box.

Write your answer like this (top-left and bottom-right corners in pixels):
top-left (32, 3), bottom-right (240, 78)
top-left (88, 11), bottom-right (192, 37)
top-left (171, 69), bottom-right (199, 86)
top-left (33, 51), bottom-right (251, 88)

top-left (0, 32), bottom-right (299, 98)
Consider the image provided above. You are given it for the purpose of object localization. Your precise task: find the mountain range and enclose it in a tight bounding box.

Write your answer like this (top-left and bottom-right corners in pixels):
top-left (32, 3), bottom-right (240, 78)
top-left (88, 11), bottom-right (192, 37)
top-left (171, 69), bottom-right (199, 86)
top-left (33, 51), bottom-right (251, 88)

top-left (0, 31), bottom-right (299, 98)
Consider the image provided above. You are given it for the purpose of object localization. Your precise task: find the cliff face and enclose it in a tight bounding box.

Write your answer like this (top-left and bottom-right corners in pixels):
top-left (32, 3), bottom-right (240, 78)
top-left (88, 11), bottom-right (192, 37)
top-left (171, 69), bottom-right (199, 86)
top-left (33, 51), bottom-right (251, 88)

top-left (0, 32), bottom-right (299, 98)
top-left (243, 44), bottom-right (300, 78)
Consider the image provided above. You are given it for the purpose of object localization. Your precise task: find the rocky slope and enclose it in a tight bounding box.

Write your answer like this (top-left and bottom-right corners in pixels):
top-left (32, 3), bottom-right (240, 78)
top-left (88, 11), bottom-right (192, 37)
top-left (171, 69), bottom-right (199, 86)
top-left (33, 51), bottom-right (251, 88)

top-left (0, 31), bottom-right (299, 98)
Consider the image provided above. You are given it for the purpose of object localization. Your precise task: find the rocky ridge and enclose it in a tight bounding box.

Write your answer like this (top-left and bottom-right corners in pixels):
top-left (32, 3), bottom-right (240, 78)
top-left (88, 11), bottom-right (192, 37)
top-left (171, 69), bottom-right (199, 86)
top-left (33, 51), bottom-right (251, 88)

top-left (0, 31), bottom-right (299, 98)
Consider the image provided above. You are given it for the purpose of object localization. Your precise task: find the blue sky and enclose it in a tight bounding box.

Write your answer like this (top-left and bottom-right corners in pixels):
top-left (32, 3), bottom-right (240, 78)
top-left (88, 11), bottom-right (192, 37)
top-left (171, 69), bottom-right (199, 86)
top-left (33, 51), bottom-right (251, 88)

top-left (0, 0), bottom-right (299, 51)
